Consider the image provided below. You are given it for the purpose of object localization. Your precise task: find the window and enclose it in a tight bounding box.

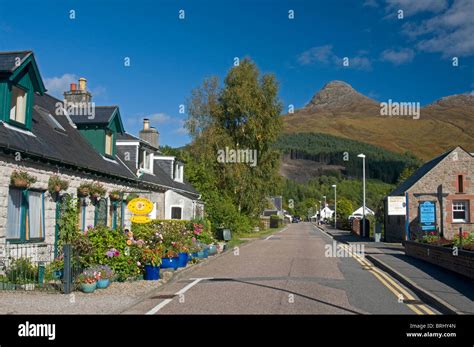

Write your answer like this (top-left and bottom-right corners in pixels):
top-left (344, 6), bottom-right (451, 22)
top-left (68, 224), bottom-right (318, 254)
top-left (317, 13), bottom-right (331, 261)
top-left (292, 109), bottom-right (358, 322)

top-left (171, 207), bottom-right (182, 220)
top-left (140, 151), bottom-right (152, 172)
top-left (452, 201), bottom-right (469, 223)
top-left (94, 199), bottom-right (108, 226)
top-left (457, 175), bottom-right (464, 193)
top-left (6, 188), bottom-right (45, 242)
top-left (109, 201), bottom-right (118, 229)
top-left (174, 163), bottom-right (183, 182)
top-left (105, 131), bottom-right (113, 156)
top-left (9, 86), bottom-right (27, 124)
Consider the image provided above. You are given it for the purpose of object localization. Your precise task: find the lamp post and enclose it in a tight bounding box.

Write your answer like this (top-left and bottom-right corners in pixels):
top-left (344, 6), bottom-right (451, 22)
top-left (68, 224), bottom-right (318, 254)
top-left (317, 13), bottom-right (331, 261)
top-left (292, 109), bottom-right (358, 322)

top-left (319, 200), bottom-right (322, 223)
top-left (358, 154), bottom-right (366, 238)
top-left (331, 185), bottom-right (337, 229)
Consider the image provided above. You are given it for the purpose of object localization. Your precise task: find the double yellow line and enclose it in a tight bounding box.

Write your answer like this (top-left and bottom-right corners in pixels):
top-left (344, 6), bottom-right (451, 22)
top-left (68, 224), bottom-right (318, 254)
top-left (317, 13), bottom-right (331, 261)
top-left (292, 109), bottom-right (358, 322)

top-left (338, 244), bottom-right (435, 315)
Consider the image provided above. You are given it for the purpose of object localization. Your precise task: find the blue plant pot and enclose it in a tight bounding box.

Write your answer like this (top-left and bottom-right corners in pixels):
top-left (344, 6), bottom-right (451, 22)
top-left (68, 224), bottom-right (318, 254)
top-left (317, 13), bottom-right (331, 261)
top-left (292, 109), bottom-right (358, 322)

top-left (80, 282), bottom-right (97, 293)
top-left (177, 252), bottom-right (189, 268)
top-left (190, 252), bottom-right (198, 259)
top-left (144, 265), bottom-right (160, 280)
top-left (203, 247), bottom-right (209, 258)
top-left (161, 257), bottom-right (179, 270)
top-left (196, 250), bottom-right (205, 259)
top-left (96, 278), bottom-right (110, 289)
top-left (53, 270), bottom-right (63, 280)
top-left (208, 245), bottom-right (217, 256)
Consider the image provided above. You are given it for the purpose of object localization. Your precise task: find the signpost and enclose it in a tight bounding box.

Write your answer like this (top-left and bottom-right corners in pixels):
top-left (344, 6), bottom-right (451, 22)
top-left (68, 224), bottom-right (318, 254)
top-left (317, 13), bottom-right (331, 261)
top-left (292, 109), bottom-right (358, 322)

top-left (419, 201), bottom-right (436, 231)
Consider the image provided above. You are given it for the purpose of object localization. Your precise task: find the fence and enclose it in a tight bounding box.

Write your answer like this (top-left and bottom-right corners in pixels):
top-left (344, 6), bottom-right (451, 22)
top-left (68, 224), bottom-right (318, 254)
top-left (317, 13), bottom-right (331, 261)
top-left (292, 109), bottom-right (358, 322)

top-left (0, 243), bottom-right (81, 293)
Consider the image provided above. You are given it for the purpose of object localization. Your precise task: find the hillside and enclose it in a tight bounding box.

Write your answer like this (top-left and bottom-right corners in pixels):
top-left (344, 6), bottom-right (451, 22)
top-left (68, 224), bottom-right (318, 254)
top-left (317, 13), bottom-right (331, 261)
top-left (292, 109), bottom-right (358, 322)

top-left (282, 81), bottom-right (474, 161)
top-left (276, 132), bottom-right (420, 184)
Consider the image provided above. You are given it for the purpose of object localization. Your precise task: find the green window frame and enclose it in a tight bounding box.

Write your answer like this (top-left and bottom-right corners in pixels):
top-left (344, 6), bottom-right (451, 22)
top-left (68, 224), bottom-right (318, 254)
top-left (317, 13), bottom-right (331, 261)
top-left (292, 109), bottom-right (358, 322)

top-left (6, 188), bottom-right (45, 243)
top-left (94, 199), bottom-right (108, 227)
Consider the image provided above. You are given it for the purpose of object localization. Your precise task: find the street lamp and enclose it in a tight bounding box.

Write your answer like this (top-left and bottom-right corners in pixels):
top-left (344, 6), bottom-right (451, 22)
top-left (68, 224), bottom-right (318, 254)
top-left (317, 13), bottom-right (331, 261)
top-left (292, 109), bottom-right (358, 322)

top-left (331, 185), bottom-right (337, 229)
top-left (358, 154), bottom-right (366, 238)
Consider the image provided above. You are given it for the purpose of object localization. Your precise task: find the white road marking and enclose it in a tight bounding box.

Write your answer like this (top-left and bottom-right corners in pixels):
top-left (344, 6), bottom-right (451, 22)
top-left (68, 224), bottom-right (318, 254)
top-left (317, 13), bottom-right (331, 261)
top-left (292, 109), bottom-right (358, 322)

top-left (279, 227), bottom-right (288, 233)
top-left (146, 277), bottom-right (211, 315)
top-left (264, 235), bottom-right (273, 240)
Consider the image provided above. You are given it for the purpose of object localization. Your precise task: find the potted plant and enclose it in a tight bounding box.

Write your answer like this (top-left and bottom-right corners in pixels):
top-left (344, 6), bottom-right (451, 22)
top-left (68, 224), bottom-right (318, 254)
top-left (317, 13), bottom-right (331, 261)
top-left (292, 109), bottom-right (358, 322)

top-left (76, 269), bottom-right (100, 293)
top-left (77, 183), bottom-right (92, 197)
top-left (161, 247), bottom-right (179, 269)
top-left (109, 190), bottom-right (122, 201)
top-left (89, 182), bottom-right (106, 200)
top-left (10, 170), bottom-right (37, 188)
top-left (93, 265), bottom-right (113, 289)
top-left (175, 241), bottom-right (190, 268)
top-left (142, 247), bottom-right (163, 280)
top-left (125, 193), bottom-right (139, 204)
top-left (48, 175), bottom-right (69, 195)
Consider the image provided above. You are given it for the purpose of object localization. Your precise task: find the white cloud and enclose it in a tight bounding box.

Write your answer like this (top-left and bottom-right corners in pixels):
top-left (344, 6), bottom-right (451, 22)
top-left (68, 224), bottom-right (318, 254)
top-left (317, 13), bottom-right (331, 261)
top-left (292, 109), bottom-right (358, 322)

top-left (297, 45), bottom-right (372, 71)
top-left (44, 73), bottom-right (77, 97)
top-left (380, 48), bottom-right (415, 65)
top-left (174, 120), bottom-right (187, 135)
top-left (385, 0), bottom-right (449, 16)
top-left (398, 0), bottom-right (474, 57)
top-left (149, 113), bottom-right (172, 124)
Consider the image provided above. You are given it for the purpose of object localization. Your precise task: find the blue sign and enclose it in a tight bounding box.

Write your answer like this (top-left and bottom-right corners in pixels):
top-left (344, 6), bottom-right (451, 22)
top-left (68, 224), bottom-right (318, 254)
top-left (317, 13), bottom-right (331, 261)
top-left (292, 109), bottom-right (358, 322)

top-left (419, 201), bottom-right (436, 231)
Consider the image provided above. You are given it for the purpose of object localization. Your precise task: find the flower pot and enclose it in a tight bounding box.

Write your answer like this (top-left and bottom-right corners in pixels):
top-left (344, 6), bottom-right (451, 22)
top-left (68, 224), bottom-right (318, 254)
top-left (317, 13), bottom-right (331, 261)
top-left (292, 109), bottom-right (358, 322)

top-left (96, 278), bottom-right (110, 289)
top-left (13, 178), bottom-right (29, 188)
top-left (177, 252), bottom-right (189, 268)
top-left (144, 265), bottom-right (160, 280)
top-left (208, 245), bottom-right (217, 256)
top-left (80, 281), bottom-right (97, 293)
top-left (53, 185), bottom-right (62, 193)
top-left (197, 249), bottom-right (208, 259)
top-left (110, 194), bottom-right (120, 201)
top-left (78, 188), bottom-right (89, 197)
top-left (203, 247), bottom-right (209, 258)
top-left (161, 257), bottom-right (179, 269)
top-left (52, 270), bottom-right (63, 280)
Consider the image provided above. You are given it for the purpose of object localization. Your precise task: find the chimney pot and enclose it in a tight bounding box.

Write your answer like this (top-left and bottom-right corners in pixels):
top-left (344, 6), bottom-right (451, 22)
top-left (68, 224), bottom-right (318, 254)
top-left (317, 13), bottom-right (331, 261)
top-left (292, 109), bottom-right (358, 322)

top-left (78, 77), bottom-right (87, 91)
top-left (70, 83), bottom-right (77, 91)
top-left (143, 118), bottom-right (150, 130)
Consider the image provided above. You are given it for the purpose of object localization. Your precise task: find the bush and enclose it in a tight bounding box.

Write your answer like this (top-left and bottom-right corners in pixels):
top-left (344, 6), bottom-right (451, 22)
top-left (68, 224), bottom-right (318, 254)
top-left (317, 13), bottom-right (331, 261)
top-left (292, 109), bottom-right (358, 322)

top-left (6, 258), bottom-right (38, 284)
top-left (83, 226), bottom-right (143, 281)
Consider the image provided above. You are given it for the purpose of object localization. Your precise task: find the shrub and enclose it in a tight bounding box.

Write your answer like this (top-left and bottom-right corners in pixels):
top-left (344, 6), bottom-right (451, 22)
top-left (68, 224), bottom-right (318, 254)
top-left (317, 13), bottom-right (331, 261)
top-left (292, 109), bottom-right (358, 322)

top-left (453, 231), bottom-right (474, 248)
top-left (6, 258), bottom-right (37, 284)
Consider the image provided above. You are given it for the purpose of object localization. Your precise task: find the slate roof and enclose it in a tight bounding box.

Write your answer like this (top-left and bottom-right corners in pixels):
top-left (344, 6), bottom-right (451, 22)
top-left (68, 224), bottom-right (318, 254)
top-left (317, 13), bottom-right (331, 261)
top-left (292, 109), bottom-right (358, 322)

top-left (116, 132), bottom-right (159, 151)
top-left (389, 149), bottom-right (454, 196)
top-left (0, 51), bottom-right (32, 74)
top-left (69, 106), bottom-right (118, 125)
top-left (0, 93), bottom-right (136, 180)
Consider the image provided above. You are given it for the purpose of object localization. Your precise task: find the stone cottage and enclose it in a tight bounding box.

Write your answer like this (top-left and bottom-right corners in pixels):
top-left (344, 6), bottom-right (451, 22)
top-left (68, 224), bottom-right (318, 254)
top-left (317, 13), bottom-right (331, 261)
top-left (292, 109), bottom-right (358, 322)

top-left (0, 50), bottom-right (203, 258)
top-left (384, 146), bottom-right (473, 242)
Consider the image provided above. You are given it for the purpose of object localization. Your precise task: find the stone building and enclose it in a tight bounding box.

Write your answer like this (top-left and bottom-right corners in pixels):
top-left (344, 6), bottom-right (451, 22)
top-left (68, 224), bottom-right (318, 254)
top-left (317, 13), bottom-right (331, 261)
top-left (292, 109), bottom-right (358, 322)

top-left (0, 50), bottom-right (203, 256)
top-left (385, 146), bottom-right (473, 242)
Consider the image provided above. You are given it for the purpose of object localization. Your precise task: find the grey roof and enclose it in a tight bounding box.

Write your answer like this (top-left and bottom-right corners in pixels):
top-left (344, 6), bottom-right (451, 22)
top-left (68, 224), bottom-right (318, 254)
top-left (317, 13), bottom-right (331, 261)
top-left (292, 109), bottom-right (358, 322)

top-left (0, 93), bottom-right (136, 180)
top-left (0, 51), bottom-right (31, 74)
top-left (116, 132), bottom-right (159, 151)
top-left (389, 149), bottom-right (454, 196)
top-left (69, 106), bottom-right (118, 125)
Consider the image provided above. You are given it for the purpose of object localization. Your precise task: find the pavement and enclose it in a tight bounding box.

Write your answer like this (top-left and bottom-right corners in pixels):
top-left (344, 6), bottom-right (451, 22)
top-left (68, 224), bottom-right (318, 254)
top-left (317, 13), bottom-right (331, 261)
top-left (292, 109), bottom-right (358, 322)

top-left (322, 225), bottom-right (474, 315)
top-left (122, 222), bottom-right (437, 314)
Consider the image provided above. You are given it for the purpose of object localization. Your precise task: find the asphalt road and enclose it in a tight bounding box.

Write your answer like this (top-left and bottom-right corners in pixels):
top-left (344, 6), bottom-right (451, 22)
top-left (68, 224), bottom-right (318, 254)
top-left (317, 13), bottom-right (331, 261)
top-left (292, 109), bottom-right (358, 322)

top-left (123, 222), bottom-right (437, 315)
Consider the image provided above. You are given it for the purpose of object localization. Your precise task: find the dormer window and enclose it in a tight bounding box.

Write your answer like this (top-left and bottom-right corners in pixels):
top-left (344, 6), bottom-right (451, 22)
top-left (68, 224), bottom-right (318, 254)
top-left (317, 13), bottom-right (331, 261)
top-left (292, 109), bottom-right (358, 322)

top-left (139, 150), bottom-right (153, 173)
top-left (10, 86), bottom-right (27, 125)
top-left (174, 162), bottom-right (183, 183)
top-left (105, 131), bottom-right (113, 156)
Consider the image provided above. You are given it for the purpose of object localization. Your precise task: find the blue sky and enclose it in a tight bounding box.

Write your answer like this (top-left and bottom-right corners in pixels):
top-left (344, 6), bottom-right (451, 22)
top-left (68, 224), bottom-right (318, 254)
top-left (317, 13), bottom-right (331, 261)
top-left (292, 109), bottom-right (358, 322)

top-left (1, 0), bottom-right (473, 147)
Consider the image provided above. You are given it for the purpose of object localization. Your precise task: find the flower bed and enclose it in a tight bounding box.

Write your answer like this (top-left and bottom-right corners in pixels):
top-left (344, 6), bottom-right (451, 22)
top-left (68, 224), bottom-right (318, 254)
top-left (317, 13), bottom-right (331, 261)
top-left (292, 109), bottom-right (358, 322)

top-left (403, 240), bottom-right (474, 279)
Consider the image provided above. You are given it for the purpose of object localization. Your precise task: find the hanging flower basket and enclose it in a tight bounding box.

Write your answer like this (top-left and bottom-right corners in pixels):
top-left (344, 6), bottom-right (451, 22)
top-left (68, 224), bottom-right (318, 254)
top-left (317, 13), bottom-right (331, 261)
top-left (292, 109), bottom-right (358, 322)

top-left (48, 175), bottom-right (69, 195)
top-left (109, 190), bottom-right (122, 201)
top-left (10, 170), bottom-right (37, 189)
top-left (89, 182), bottom-right (106, 200)
top-left (77, 183), bottom-right (91, 197)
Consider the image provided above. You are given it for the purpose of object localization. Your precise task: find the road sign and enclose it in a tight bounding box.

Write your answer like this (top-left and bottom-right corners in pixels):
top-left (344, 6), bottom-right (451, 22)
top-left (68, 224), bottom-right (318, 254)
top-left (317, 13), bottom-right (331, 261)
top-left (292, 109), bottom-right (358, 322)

top-left (419, 201), bottom-right (436, 231)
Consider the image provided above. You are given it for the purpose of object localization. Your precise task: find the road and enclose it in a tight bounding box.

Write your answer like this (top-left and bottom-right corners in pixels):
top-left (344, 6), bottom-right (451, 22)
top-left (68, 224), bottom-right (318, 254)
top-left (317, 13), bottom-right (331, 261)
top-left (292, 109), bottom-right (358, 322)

top-left (122, 222), bottom-right (437, 314)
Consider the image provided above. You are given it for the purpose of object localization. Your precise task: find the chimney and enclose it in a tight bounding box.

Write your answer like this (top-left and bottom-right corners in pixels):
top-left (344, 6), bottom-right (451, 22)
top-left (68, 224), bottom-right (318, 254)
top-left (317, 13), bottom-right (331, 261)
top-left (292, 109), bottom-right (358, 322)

top-left (139, 118), bottom-right (159, 148)
top-left (78, 77), bottom-right (87, 91)
top-left (64, 77), bottom-right (92, 104)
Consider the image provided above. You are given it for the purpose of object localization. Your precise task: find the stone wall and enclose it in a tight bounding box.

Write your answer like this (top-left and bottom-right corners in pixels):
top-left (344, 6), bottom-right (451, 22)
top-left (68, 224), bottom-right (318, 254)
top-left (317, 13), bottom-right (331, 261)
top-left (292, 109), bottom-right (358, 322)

top-left (0, 154), bottom-right (164, 245)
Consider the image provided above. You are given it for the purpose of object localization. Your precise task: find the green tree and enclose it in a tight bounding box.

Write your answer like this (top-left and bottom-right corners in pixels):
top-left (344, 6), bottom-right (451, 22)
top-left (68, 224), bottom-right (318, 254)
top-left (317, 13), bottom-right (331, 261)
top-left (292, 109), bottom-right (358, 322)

top-left (183, 58), bottom-right (283, 232)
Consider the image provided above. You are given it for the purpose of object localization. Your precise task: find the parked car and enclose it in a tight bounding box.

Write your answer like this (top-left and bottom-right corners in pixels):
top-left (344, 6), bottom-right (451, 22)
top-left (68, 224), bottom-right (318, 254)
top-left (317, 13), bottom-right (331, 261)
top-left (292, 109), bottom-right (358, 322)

top-left (292, 216), bottom-right (300, 223)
